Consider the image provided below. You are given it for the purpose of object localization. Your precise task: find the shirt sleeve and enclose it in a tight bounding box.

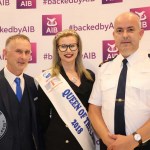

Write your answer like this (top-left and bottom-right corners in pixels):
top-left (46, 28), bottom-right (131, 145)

top-left (88, 69), bottom-right (102, 106)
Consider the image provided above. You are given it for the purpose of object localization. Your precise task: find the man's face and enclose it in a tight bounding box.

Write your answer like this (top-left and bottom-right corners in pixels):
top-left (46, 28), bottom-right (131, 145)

top-left (113, 14), bottom-right (144, 58)
top-left (4, 38), bottom-right (31, 76)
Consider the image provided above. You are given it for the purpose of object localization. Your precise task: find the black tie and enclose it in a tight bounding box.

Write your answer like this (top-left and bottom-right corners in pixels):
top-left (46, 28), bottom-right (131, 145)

top-left (114, 59), bottom-right (128, 135)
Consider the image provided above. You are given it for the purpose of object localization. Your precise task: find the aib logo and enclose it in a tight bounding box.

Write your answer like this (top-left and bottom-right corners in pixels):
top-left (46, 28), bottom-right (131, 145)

top-left (29, 43), bottom-right (37, 63)
top-left (102, 0), bottom-right (123, 4)
top-left (16, 0), bottom-right (36, 9)
top-left (42, 15), bottom-right (62, 36)
top-left (130, 7), bottom-right (150, 30)
top-left (102, 40), bottom-right (118, 61)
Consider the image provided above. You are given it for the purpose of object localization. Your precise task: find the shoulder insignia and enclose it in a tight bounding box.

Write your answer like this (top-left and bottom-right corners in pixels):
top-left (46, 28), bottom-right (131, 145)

top-left (99, 56), bottom-right (117, 67)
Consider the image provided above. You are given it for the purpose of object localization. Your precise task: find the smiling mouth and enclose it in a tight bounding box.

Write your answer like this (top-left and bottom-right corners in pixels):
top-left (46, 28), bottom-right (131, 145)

top-left (18, 62), bottom-right (25, 65)
top-left (64, 54), bottom-right (73, 58)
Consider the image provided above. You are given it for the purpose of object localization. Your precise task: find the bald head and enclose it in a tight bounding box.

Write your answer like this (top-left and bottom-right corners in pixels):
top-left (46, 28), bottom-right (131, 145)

top-left (114, 12), bottom-right (141, 29)
top-left (113, 12), bottom-right (144, 58)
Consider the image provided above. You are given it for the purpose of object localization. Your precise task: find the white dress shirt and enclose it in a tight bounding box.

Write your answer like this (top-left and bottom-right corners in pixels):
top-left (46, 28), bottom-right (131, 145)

top-left (4, 67), bottom-right (24, 94)
top-left (89, 49), bottom-right (150, 135)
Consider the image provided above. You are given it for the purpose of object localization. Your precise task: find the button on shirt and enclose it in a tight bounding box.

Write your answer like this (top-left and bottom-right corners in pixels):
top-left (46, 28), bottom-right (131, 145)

top-left (65, 140), bottom-right (69, 143)
top-left (89, 49), bottom-right (150, 135)
top-left (4, 67), bottom-right (24, 94)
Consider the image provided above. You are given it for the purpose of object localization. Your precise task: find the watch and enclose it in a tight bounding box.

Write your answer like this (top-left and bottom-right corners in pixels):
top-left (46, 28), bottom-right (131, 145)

top-left (132, 132), bottom-right (142, 146)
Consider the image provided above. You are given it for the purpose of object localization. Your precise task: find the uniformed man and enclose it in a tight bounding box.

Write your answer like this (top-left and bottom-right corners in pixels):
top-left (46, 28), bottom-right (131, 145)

top-left (88, 12), bottom-right (150, 150)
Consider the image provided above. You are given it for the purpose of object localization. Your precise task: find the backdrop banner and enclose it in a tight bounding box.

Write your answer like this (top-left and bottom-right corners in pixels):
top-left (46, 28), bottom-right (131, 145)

top-left (0, 1), bottom-right (150, 149)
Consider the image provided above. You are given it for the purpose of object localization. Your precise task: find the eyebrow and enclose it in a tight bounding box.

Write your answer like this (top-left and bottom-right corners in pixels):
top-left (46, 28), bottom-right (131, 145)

top-left (15, 49), bottom-right (31, 52)
top-left (116, 26), bottom-right (134, 29)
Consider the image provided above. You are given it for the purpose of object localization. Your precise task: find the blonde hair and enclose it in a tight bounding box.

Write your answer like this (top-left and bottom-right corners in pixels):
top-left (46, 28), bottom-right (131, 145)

top-left (52, 29), bottom-right (93, 81)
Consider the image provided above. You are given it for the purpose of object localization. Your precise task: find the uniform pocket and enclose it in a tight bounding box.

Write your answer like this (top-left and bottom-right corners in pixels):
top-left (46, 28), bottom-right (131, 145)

top-left (129, 74), bottom-right (150, 108)
top-left (100, 75), bottom-right (118, 107)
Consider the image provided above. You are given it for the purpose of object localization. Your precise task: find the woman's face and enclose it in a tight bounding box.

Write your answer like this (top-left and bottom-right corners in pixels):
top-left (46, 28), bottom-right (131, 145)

top-left (57, 35), bottom-right (79, 65)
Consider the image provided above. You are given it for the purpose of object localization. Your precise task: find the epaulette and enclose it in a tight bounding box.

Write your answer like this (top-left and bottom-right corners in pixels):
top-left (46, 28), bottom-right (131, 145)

top-left (99, 56), bottom-right (117, 67)
top-left (148, 54), bottom-right (150, 58)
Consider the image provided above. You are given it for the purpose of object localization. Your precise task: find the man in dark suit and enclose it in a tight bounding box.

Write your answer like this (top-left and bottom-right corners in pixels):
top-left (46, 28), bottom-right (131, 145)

top-left (0, 34), bottom-right (40, 150)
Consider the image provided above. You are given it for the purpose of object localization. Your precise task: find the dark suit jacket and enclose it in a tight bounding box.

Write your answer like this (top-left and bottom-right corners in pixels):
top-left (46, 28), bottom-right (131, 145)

top-left (0, 69), bottom-right (41, 150)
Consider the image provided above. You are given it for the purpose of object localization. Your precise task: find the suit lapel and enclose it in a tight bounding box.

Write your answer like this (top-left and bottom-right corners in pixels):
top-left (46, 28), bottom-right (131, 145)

top-left (0, 69), bottom-right (13, 119)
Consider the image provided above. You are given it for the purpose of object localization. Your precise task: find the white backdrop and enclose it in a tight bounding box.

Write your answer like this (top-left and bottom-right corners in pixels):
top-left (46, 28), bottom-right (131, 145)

top-left (0, 0), bottom-right (150, 76)
top-left (0, 1), bottom-right (150, 149)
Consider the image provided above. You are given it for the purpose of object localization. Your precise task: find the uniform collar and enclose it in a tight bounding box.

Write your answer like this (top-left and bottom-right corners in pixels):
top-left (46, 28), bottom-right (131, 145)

top-left (118, 49), bottom-right (145, 67)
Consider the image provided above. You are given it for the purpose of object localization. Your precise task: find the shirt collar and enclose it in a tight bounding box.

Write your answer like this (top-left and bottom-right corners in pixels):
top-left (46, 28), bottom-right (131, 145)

top-left (118, 49), bottom-right (145, 66)
top-left (126, 49), bottom-right (141, 65)
top-left (4, 67), bottom-right (24, 85)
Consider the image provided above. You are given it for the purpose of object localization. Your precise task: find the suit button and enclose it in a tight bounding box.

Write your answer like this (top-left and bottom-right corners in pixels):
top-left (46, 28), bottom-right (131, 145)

top-left (65, 140), bottom-right (69, 143)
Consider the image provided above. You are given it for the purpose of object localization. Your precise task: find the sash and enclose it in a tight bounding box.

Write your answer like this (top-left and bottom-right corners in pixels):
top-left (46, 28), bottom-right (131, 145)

top-left (35, 69), bottom-right (95, 150)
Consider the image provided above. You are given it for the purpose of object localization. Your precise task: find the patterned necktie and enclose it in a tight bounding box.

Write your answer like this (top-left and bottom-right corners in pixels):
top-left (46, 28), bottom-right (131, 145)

top-left (114, 59), bottom-right (128, 135)
top-left (14, 77), bottom-right (22, 102)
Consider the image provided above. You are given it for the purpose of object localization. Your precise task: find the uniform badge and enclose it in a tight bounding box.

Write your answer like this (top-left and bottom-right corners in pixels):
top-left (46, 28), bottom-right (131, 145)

top-left (0, 111), bottom-right (7, 139)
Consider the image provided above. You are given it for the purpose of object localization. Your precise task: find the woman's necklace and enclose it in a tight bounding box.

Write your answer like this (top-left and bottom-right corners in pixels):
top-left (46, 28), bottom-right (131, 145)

top-left (66, 72), bottom-right (79, 83)
top-left (71, 76), bottom-right (78, 83)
